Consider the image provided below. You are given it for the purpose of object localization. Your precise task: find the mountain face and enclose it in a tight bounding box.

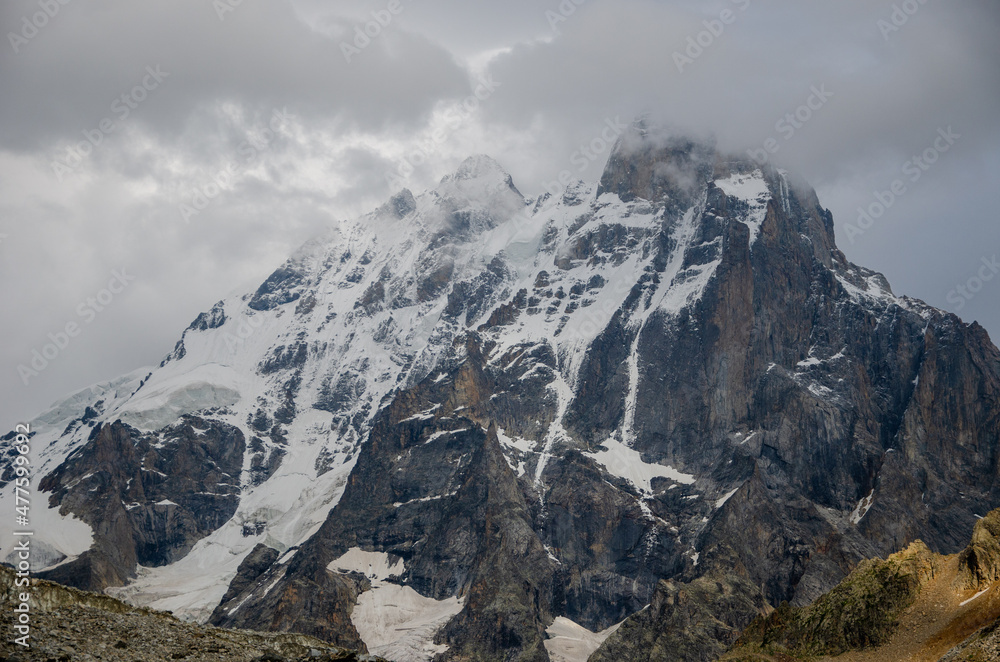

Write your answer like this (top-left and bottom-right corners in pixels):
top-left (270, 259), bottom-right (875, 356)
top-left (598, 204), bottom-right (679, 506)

top-left (3, 124), bottom-right (998, 661)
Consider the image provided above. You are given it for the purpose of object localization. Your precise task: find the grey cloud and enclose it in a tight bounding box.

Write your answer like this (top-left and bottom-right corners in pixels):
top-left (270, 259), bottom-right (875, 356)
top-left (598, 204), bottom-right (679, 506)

top-left (0, 0), bottom-right (471, 151)
top-left (0, 0), bottom-right (998, 430)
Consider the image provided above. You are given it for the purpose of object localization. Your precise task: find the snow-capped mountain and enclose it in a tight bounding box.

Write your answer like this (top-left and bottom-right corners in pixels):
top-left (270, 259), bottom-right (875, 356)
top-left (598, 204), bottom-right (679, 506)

top-left (3, 124), bottom-right (998, 661)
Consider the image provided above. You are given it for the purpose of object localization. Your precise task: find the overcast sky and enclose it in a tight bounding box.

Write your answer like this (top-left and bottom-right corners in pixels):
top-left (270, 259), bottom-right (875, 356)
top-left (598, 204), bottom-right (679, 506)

top-left (2, 0), bottom-right (998, 431)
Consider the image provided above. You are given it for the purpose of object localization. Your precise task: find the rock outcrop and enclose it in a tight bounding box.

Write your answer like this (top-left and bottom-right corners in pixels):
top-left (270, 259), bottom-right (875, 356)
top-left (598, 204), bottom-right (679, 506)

top-left (0, 565), bottom-right (380, 661)
top-left (36, 417), bottom-right (244, 591)
top-left (958, 510), bottom-right (1000, 590)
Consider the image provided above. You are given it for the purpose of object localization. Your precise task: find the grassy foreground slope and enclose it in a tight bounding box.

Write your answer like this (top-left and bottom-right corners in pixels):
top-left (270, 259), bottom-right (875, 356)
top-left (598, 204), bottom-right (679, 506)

top-left (723, 510), bottom-right (1000, 662)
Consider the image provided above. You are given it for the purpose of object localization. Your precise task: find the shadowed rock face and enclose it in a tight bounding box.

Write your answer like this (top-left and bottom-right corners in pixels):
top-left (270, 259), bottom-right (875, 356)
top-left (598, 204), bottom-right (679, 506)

top-left (37, 417), bottom-right (244, 591)
top-left (590, 571), bottom-right (766, 662)
top-left (212, 542), bottom-right (281, 618)
top-left (21, 131), bottom-right (1000, 660)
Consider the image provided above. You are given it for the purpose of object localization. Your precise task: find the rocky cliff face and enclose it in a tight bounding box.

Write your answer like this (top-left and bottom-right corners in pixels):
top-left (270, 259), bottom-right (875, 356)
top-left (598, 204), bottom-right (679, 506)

top-left (2, 122), bottom-right (997, 661)
top-left (35, 417), bottom-right (244, 591)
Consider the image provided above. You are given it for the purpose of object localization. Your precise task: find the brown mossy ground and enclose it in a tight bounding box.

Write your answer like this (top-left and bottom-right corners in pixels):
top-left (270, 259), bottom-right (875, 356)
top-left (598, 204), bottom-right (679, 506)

top-left (0, 566), bottom-right (381, 662)
top-left (724, 510), bottom-right (1000, 662)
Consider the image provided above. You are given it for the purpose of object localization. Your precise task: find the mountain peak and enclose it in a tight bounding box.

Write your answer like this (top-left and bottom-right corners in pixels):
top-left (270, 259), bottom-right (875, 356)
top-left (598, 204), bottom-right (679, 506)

top-left (445, 154), bottom-right (512, 183)
top-left (598, 123), bottom-right (716, 206)
top-left (429, 154), bottom-right (526, 236)
top-left (438, 154), bottom-right (523, 202)
top-left (379, 188), bottom-right (416, 219)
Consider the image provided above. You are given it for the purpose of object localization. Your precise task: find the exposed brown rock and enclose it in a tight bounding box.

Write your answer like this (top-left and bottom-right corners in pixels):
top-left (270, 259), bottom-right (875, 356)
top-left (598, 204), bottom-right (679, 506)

top-left (958, 510), bottom-right (1000, 590)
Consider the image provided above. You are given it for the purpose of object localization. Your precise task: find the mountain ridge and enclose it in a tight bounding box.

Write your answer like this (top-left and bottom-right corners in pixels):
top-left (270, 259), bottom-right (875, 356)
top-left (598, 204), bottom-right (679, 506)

top-left (2, 124), bottom-right (997, 661)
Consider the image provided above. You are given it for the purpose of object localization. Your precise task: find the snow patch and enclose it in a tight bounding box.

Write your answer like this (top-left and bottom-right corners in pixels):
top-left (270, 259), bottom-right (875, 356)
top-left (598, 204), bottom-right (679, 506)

top-left (106, 535), bottom-right (261, 623)
top-left (835, 272), bottom-right (897, 306)
top-left (544, 616), bottom-right (624, 662)
top-left (715, 487), bottom-right (740, 509)
top-left (534, 375), bottom-right (574, 486)
top-left (777, 169), bottom-right (791, 214)
top-left (619, 201), bottom-right (715, 445)
top-left (109, 420), bottom-right (358, 622)
top-left (334, 548), bottom-right (464, 661)
top-left (353, 585), bottom-right (464, 662)
top-left (497, 428), bottom-right (537, 455)
top-left (714, 170), bottom-right (771, 245)
top-left (584, 439), bottom-right (695, 493)
top-left (424, 428), bottom-right (469, 444)
top-left (327, 547), bottom-right (404, 581)
top-left (0, 489), bottom-right (92, 570)
top-left (807, 382), bottom-right (834, 398)
top-left (960, 587), bottom-right (989, 607)
top-left (393, 492), bottom-right (458, 508)
top-left (117, 380), bottom-right (241, 431)
top-left (850, 489), bottom-right (875, 525)
top-left (400, 404), bottom-right (442, 423)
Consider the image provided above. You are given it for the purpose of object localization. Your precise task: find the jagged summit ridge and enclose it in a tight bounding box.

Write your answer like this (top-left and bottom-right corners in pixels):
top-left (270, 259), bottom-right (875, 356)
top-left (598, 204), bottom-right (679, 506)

top-left (444, 153), bottom-right (515, 186)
